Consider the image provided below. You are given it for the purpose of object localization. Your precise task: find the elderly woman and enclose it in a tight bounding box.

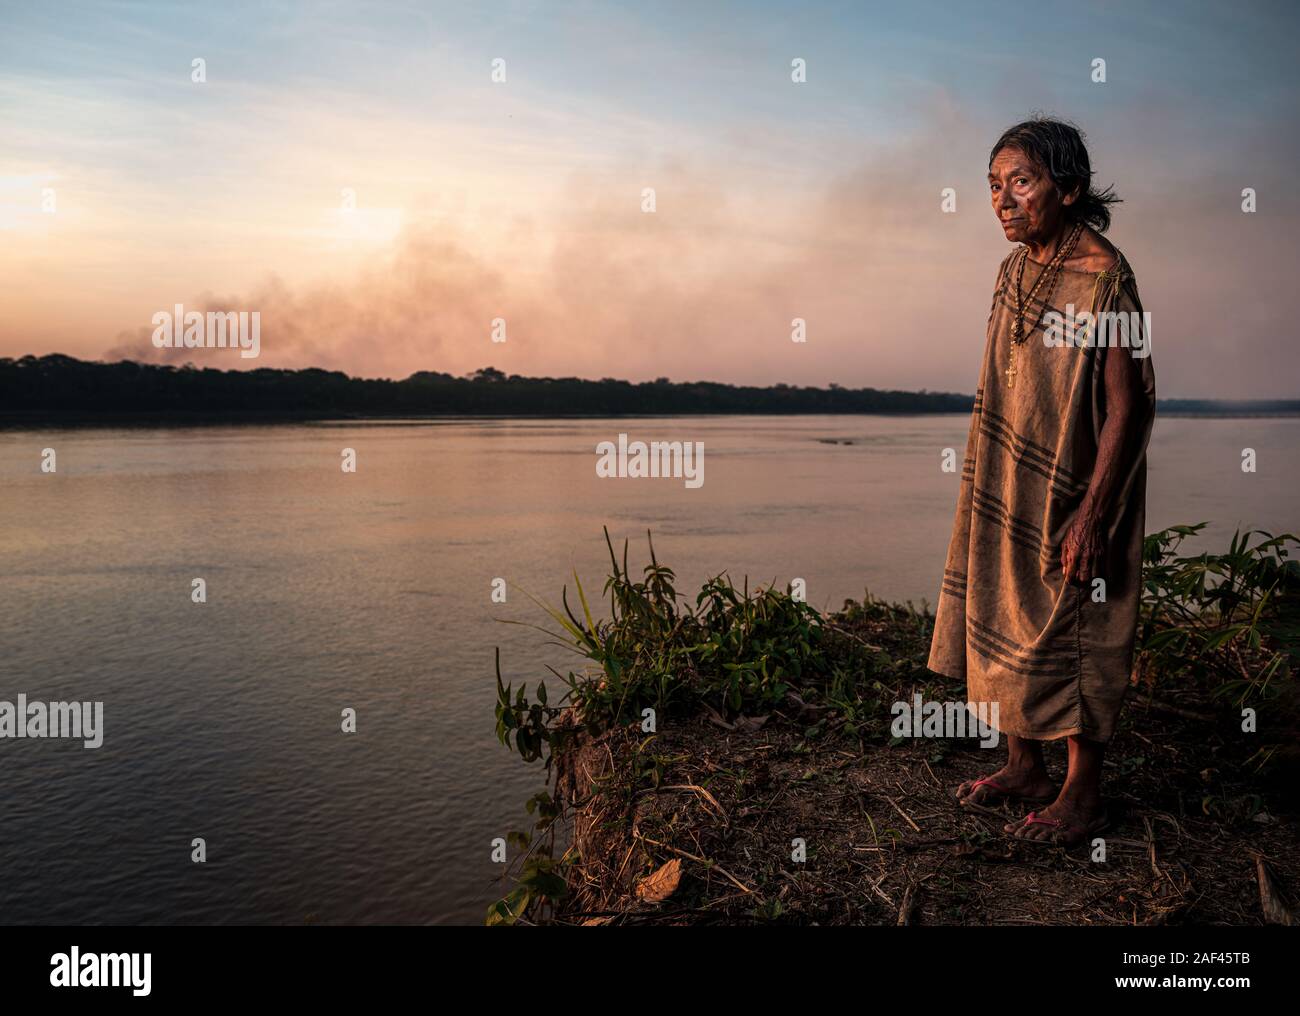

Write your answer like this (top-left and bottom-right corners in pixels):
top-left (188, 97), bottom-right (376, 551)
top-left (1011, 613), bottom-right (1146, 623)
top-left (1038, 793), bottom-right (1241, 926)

top-left (927, 117), bottom-right (1156, 846)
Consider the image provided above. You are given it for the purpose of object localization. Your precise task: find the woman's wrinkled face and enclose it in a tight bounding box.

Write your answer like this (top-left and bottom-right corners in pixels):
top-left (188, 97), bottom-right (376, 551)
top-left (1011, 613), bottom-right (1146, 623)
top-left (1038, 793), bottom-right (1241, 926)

top-left (988, 145), bottom-right (1074, 246)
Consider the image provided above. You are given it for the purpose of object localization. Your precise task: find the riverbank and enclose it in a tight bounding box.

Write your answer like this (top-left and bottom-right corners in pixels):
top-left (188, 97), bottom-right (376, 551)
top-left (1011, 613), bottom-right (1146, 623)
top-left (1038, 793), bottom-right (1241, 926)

top-left (492, 528), bottom-right (1300, 926)
top-left (552, 617), bottom-right (1300, 925)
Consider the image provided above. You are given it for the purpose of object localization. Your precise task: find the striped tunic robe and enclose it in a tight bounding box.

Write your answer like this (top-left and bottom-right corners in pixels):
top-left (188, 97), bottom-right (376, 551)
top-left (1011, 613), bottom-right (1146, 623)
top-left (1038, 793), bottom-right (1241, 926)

top-left (926, 248), bottom-right (1156, 742)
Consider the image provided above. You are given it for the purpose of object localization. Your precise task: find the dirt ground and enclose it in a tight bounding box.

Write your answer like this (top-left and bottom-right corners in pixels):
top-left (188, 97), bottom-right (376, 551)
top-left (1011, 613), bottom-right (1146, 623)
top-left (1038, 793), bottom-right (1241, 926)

top-left (548, 611), bottom-right (1300, 926)
top-left (557, 715), bottom-right (1295, 925)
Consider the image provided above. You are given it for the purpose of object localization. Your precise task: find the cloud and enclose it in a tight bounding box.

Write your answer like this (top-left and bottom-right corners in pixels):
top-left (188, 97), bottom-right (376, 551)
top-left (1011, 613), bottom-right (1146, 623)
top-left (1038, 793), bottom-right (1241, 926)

top-left (100, 104), bottom-right (1300, 397)
top-left (103, 222), bottom-right (514, 376)
top-left (101, 134), bottom-right (996, 388)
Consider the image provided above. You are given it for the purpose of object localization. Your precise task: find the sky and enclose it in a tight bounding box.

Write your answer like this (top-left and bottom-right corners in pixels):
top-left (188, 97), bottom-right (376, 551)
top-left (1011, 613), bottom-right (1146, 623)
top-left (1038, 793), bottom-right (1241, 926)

top-left (2, 0), bottom-right (1298, 397)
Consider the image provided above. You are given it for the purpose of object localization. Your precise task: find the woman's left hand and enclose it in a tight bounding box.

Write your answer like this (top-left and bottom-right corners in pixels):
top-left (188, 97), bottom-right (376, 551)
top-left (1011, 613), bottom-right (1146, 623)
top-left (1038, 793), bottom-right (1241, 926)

top-left (1061, 512), bottom-right (1106, 586)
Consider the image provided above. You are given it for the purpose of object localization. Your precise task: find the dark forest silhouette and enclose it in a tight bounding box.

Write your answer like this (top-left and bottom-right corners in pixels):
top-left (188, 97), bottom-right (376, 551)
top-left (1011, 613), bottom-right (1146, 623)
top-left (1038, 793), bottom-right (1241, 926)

top-left (2, 354), bottom-right (1295, 421)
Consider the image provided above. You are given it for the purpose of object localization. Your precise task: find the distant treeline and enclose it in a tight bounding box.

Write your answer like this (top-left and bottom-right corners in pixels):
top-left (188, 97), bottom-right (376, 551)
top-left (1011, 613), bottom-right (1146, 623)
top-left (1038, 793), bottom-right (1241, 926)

top-left (2, 354), bottom-right (974, 418)
top-left (1, 355), bottom-right (1296, 421)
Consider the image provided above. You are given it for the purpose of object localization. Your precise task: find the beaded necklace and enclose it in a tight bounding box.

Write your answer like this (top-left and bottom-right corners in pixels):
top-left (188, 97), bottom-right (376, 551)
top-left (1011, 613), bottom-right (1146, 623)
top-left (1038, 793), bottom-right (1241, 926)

top-left (1005, 221), bottom-right (1085, 388)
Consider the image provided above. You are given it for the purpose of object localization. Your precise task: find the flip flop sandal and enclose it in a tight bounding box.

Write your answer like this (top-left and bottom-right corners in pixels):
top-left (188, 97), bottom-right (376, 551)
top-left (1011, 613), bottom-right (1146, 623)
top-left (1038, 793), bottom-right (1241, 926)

top-left (957, 776), bottom-right (1057, 808)
top-left (1006, 810), bottom-right (1110, 848)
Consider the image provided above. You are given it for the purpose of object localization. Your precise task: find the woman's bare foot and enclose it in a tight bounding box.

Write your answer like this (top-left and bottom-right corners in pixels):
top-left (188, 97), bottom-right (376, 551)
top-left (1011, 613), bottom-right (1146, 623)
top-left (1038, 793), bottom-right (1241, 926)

top-left (1004, 787), bottom-right (1108, 845)
top-left (956, 762), bottom-right (1057, 806)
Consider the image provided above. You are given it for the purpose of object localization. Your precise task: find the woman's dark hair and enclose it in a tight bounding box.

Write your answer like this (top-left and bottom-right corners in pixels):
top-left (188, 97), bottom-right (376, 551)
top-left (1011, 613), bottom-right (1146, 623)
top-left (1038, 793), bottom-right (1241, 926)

top-left (989, 116), bottom-right (1122, 232)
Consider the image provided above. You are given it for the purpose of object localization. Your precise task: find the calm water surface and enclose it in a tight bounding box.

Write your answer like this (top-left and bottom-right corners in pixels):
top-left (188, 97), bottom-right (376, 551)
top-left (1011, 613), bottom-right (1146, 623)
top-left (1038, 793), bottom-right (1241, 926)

top-left (1, 414), bottom-right (1295, 923)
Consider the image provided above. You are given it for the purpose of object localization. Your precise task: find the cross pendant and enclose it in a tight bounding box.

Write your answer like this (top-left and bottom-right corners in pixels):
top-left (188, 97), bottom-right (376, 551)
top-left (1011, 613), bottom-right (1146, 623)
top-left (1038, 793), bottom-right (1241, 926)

top-left (1005, 347), bottom-right (1017, 388)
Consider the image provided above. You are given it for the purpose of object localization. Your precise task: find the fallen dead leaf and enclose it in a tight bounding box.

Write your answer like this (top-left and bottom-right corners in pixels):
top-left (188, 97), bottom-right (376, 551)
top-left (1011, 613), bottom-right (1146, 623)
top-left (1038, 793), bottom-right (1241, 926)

top-left (636, 858), bottom-right (683, 903)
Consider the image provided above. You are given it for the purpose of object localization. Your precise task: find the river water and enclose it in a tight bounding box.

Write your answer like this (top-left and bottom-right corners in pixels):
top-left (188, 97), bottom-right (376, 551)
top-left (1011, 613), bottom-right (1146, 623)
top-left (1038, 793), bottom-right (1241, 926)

top-left (0, 414), bottom-right (1294, 922)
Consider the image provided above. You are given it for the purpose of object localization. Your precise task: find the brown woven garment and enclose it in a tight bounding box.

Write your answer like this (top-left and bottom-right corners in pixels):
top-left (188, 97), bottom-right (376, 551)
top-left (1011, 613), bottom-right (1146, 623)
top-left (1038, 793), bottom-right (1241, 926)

top-left (927, 248), bottom-right (1156, 742)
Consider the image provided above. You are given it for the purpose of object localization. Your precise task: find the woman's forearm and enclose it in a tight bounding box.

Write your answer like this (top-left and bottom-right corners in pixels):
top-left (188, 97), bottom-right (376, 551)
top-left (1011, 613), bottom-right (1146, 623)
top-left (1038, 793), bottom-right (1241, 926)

top-left (1078, 406), bottom-right (1136, 524)
top-left (1077, 350), bottom-right (1146, 526)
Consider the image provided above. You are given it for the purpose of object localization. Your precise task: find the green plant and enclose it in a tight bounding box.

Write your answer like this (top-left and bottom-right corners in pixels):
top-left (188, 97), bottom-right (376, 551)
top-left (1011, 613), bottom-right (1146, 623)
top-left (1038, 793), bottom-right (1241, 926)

top-left (488, 528), bottom-right (840, 923)
top-left (1138, 524), bottom-right (1298, 705)
top-left (494, 528), bottom-right (832, 766)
